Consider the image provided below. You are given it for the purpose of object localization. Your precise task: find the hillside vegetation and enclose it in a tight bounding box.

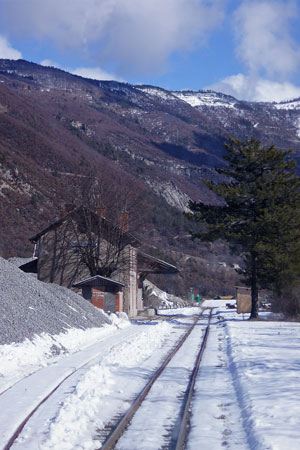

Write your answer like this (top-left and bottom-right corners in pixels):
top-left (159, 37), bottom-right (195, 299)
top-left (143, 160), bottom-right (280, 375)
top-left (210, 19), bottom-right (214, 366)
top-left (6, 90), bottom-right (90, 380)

top-left (1, 60), bottom-right (300, 297)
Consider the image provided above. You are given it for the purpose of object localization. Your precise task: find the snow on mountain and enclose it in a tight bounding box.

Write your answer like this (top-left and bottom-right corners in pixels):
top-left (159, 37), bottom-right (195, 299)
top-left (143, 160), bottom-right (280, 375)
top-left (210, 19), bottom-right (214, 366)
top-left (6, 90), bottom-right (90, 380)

top-left (274, 99), bottom-right (300, 110)
top-left (272, 98), bottom-right (300, 138)
top-left (136, 86), bottom-right (238, 110)
top-left (172, 90), bottom-right (237, 109)
top-left (137, 85), bottom-right (178, 102)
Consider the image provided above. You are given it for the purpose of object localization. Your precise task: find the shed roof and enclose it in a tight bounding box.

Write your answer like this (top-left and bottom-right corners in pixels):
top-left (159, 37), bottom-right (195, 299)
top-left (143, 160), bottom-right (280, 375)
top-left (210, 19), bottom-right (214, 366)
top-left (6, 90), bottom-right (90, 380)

top-left (137, 250), bottom-right (178, 274)
top-left (73, 275), bottom-right (125, 289)
top-left (235, 286), bottom-right (265, 293)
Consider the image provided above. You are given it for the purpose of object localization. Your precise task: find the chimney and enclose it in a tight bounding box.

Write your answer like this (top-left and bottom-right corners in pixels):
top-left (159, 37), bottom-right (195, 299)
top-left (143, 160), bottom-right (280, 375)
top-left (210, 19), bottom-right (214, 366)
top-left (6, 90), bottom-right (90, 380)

top-left (95, 205), bottom-right (106, 218)
top-left (60, 203), bottom-right (75, 218)
top-left (119, 213), bottom-right (129, 232)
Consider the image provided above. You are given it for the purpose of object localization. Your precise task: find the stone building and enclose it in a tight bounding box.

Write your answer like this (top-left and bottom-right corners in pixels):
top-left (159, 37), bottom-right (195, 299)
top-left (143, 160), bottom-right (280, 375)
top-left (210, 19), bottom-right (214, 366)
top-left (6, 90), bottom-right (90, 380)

top-left (29, 206), bottom-right (178, 317)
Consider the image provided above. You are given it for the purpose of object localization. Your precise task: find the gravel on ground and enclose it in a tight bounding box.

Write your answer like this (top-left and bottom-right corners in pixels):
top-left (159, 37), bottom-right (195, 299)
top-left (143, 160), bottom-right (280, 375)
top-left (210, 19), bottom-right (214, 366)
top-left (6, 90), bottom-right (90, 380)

top-left (0, 257), bottom-right (111, 345)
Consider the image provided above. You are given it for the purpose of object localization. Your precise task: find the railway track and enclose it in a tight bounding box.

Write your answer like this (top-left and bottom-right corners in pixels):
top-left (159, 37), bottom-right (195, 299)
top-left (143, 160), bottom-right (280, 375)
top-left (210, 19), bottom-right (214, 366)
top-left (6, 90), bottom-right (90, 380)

top-left (0, 325), bottom-right (146, 449)
top-left (2, 351), bottom-right (112, 450)
top-left (2, 309), bottom-right (212, 449)
top-left (98, 309), bottom-right (212, 449)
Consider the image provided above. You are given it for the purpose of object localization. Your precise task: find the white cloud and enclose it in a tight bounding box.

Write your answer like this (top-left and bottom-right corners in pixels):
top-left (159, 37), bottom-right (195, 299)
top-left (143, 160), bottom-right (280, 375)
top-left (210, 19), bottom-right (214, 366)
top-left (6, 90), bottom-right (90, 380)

top-left (234, 1), bottom-right (300, 78)
top-left (40, 59), bottom-right (60, 68)
top-left (212, 2), bottom-right (300, 102)
top-left (0, 0), bottom-right (225, 75)
top-left (0, 36), bottom-right (22, 60)
top-left (40, 59), bottom-right (123, 82)
top-left (207, 74), bottom-right (300, 102)
top-left (72, 67), bottom-right (123, 82)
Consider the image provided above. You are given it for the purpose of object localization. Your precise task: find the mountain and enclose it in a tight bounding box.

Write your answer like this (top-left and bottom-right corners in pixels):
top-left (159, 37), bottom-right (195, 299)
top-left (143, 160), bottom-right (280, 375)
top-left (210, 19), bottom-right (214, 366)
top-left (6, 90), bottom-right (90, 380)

top-left (1, 59), bottom-right (300, 297)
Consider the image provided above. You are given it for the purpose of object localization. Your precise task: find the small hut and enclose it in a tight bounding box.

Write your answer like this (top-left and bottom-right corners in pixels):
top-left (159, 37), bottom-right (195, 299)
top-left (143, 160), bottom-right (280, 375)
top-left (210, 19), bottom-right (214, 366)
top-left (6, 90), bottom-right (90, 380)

top-left (73, 275), bottom-right (125, 313)
top-left (235, 286), bottom-right (265, 314)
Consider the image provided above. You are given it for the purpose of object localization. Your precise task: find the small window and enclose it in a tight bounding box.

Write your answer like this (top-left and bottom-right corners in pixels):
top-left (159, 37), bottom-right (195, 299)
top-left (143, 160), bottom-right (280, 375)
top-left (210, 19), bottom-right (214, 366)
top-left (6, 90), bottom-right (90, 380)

top-left (69, 241), bottom-right (97, 248)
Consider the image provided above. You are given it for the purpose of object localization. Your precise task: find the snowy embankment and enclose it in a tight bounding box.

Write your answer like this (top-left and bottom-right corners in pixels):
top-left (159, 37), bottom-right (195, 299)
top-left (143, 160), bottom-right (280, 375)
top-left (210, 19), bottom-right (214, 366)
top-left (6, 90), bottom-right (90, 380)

top-left (1, 256), bottom-right (300, 450)
top-left (144, 279), bottom-right (187, 308)
top-left (225, 317), bottom-right (300, 450)
top-left (0, 256), bottom-right (130, 391)
top-left (195, 300), bottom-right (300, 450)
top-left (1, 321), bottom-right (175, 450)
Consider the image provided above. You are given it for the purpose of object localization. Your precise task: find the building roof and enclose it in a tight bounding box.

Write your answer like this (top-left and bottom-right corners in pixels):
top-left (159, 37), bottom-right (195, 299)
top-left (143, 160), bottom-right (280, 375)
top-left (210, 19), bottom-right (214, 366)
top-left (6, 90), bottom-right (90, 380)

top-left (137, 250), bottom-right (179, 274)
top-left (235, 286), bottom-right (265, 293)
top-left (29, 205), bottom-right (140, 247)
top-left (73, 275), bottom-right (125, 288)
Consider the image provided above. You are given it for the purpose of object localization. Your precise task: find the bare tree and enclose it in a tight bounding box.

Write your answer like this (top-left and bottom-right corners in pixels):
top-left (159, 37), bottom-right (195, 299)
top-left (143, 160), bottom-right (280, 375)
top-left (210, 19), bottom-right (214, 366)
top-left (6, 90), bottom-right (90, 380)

top-left (33, 162), bottom-right (147, 289)
top-left (64, 167), bottom-right (145, 279)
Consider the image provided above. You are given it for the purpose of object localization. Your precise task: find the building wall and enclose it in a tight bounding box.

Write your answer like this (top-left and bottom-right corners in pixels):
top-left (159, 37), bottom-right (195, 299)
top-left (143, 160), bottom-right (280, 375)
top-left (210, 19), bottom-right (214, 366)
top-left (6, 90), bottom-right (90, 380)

top-left (236, 291), bottom-right (251, 314)
top-left (36, 224), bottom-right (88, 287)
top-left (115, 292), bottom-right (123, 312)
top-left (78, 287), bottom-right (123, 313)
top-left (92, 288), bottom-right (105, 309)
top-left (35, 225), bottom-right (138, 317)
top-left (112, 245), bottom-right (138, 317)
top-left (236, 287), bottom-right (263, 314)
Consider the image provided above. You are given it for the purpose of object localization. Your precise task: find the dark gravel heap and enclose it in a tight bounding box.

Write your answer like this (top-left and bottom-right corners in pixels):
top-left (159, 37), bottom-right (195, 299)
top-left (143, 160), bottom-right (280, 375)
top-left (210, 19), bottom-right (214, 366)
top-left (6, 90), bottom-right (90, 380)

top-left (0, 257), bottom-right (111, 345)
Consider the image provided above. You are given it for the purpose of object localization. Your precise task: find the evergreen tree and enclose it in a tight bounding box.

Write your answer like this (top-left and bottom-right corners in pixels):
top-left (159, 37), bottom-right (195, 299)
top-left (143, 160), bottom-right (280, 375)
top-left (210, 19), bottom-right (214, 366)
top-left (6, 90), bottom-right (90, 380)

top-left (188, 137), bottom-right (300, 318)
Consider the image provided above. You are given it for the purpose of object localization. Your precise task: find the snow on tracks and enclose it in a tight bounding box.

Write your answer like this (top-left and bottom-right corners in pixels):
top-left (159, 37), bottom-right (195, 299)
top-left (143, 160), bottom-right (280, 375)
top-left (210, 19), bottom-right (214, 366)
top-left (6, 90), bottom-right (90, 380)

top-left (1, 321), bottom-right (174, 450)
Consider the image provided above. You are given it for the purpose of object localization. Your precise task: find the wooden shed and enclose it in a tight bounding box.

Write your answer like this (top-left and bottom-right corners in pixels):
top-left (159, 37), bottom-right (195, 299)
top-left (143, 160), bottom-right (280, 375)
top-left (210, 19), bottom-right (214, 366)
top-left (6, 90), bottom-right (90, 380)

top-left (73, 275), bottom-right (125, 313)
top-left (235, 286), bottom-right (265, 314)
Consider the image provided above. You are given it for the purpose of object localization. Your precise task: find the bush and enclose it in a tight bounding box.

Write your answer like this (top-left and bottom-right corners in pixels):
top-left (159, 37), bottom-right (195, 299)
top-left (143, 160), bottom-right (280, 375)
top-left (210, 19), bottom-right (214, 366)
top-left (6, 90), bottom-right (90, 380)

top-left (272, 287), bottom-right (300, 318)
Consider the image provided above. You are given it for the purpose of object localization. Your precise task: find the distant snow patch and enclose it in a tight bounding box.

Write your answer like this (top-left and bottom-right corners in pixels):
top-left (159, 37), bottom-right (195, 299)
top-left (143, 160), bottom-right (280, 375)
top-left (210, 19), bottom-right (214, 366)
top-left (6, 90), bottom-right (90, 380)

top-left (274, 100), bottom-right (300, 110)
top-left (137, 86), bottom-right (176, 102)
top-left (172, 91), bottom-right (237, 109)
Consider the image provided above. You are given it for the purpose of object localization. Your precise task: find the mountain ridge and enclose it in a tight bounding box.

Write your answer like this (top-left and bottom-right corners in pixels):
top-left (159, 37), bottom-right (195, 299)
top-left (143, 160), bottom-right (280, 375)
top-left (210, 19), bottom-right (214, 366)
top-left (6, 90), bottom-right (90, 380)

top-left (1, 59), bottom-right (300, 296)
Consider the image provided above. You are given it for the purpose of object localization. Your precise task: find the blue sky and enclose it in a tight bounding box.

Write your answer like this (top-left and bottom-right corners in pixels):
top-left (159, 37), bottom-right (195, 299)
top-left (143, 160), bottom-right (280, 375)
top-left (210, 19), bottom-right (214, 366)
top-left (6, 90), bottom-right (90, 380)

top-left (0, 0), bottom-right (300, 102)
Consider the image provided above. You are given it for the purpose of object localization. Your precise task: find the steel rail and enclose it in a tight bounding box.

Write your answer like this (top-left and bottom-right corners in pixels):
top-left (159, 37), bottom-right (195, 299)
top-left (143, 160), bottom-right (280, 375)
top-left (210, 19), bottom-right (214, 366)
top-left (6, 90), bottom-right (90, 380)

top-left (3, 370), bottom-right (79, 450)
top-left (100, 311), bottom-right (209, 450)
top-left (173, 308), bottom-right (213, 450)
top-left (3, 330), bottom-right (141, 450)
top-left (3, 310), bottom-right (209, 450)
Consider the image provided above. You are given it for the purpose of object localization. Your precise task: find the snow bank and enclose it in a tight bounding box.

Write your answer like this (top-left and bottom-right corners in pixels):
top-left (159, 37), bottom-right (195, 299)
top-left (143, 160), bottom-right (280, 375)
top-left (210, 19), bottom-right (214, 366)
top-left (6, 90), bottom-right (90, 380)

top-left (188, 299), bottom-right (300, 450)
top-left (15, 321), bottom-right (174, 450)
top-left (0, 316), bottom-right (129, 393)
top-left (144, 280), bottom-right (186, 309)
top-left (158, 306), bottom-right (202, 316)
top-left (225, 319), bottom-right (300, 450)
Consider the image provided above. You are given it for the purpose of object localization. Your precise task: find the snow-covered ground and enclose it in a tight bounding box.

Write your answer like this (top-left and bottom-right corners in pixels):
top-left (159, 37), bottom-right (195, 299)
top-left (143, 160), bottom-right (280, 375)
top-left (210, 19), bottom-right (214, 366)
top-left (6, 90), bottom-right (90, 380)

top-left (1, 300), bottom-right (300, 449)
top-left (188, 301), bottom-right (300, 450)
top-left (0, 313), bottom-right (129, 393)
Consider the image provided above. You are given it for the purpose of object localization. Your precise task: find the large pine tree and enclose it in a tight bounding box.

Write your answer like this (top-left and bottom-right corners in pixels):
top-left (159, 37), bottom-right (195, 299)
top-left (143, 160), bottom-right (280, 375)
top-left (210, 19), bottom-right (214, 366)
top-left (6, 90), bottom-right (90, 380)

top-left (188, 137), bottom-right (300, 318)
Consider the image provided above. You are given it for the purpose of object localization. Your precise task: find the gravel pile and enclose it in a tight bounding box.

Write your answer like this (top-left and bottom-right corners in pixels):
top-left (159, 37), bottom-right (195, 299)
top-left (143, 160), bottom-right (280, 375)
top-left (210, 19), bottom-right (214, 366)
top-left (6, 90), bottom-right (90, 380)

top-left (0, 257), bottom-right (111, 345)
